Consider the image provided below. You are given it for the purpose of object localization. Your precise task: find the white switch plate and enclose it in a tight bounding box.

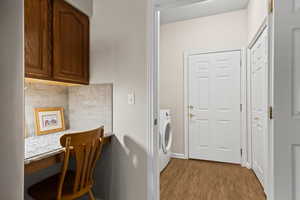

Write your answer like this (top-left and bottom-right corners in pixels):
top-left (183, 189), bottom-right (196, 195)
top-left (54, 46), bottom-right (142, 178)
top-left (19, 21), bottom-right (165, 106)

top-left (128, 93), bottom-right (135, 105)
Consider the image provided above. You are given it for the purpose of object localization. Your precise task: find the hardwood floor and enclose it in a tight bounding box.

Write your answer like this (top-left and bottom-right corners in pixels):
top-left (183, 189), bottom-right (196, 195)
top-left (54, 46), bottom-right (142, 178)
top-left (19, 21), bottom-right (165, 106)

top-left (160, 159), bottom-right (266, 200)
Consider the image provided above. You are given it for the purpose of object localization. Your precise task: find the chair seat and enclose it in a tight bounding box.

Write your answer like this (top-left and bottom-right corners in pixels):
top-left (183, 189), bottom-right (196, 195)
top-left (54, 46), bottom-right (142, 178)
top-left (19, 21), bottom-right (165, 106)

top-left (28, 170), bottom-right (77, 200)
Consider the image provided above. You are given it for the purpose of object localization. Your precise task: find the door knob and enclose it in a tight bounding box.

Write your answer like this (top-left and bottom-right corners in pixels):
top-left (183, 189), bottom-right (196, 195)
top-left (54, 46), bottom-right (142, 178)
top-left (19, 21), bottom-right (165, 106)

top-left (189, 105), bottom-right (194, 109)
top-left (254, 117), bottom-right (259, 120)
top-left (189, 114), bottom-right (195, 118)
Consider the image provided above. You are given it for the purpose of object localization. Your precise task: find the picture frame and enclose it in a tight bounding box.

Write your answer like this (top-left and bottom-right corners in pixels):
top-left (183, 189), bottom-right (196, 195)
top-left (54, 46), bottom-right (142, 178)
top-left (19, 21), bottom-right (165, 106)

top-left (34, 107), bottom-right (66, 136)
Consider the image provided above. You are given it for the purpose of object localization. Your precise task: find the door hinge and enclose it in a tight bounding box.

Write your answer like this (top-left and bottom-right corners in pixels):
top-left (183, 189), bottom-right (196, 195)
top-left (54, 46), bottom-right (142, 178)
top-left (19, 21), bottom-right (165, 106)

top-left (240, 104), bottom-right (243, 112)
top-left (240, 149), bottom-right (243, 157)
top-left (154, 118), bottom-right (158, 126)
top-left (269, 0), bottom-right (274, 13)
top-left (269, 106), bottom-right (273, 120)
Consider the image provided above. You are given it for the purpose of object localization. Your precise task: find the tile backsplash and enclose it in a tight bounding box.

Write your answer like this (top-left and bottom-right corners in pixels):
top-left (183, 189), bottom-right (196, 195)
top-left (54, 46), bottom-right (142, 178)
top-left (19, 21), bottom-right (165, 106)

top-left (69, 84), bottom-right (113, 131)
top-left (25, 83), bottom-right (69, 137)
top-left (25, 82), bottom-right (113, 137)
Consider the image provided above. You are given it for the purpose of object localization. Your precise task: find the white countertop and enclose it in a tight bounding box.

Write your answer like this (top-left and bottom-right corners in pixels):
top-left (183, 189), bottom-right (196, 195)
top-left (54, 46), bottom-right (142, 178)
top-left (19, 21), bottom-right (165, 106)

top-left (25, 129), bottom-right (113, 165)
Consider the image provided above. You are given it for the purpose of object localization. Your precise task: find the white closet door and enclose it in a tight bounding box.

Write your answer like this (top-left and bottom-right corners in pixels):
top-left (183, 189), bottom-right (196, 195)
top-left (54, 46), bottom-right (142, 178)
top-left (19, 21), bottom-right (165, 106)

top-left (250, 27), bottom-right (268, 188)
top-left (188, 51), bottom-right (241, 164)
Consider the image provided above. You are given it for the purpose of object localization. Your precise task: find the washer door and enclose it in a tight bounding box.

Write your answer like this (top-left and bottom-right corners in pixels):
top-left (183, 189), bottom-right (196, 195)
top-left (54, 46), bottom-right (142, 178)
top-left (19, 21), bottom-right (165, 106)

top-left (161, 121), bottom-right (172, 154)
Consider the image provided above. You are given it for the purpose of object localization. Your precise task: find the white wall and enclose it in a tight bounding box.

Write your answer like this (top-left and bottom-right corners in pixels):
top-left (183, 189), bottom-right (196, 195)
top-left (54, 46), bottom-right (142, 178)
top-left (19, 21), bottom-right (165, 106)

top-left (89, 0), bottom-right (115, 84)
top-left (247, 0), bottom-right (268, 42)
top-left (0, 0), bottom-right (24, 199)
top-left (66, 0), bottom-right (93, 16)
top-left (91, 0), bottom-right (149, 199)
top-left (160, 9), bottom-right (248, 155)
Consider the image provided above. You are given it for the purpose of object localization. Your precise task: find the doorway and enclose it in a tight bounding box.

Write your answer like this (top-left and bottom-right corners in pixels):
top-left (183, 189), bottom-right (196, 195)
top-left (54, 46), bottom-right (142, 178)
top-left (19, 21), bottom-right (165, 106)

top-left (153, 1), bottom-right (270, 200)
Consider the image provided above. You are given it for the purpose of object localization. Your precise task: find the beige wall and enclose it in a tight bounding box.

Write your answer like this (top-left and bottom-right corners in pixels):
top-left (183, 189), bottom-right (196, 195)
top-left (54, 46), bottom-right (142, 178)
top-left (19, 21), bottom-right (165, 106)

top-left (160, 9), bottom-right (248, 155)
top-left (247, 0), bottom-right (268, 43)
top-left (91, 0), bottom-right (149, 199)
top-left (90, 0), bottom-right (115, 84)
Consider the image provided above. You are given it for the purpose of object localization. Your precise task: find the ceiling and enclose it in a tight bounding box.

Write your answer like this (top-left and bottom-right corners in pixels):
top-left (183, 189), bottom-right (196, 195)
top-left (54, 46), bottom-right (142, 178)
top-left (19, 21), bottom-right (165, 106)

top-left (157, 0), bottom-right (249, 24)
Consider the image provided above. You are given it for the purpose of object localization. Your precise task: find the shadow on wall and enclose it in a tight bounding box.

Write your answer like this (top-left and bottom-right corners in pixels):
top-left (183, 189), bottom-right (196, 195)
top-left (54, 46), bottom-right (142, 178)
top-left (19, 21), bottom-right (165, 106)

top-left (93, 142), bottom-right (113, 200)
top-left (110, 135), bottom-right (148, 200)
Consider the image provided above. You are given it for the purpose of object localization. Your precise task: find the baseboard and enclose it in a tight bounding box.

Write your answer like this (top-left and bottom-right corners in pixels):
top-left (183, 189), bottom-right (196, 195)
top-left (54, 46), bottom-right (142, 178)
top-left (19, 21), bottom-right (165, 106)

top-left (241, 161), bottom-right (251, 169)
top-left (171, 153), bottom-right (186, 159)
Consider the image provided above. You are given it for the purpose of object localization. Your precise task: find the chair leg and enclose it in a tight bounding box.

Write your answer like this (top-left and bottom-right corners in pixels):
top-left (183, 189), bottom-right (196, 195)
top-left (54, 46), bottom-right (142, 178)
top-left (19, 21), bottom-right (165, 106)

top-left (88, 189), bottom-right (96, 200)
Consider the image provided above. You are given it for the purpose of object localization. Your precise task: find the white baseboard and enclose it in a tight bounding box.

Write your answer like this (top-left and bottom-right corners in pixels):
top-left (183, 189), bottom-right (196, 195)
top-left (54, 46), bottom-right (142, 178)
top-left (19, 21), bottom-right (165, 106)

top-left (171, 153), bottom-right (186, 159)
top-left (245, 162), bottom-right (251, 169)
top-left (241, 161), bottom-right (251, 169)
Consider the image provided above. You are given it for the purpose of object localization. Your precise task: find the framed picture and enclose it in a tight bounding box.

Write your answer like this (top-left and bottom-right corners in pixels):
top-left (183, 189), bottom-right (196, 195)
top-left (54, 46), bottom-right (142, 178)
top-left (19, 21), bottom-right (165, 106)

top-left (34, 107), bottom-right (66, 136)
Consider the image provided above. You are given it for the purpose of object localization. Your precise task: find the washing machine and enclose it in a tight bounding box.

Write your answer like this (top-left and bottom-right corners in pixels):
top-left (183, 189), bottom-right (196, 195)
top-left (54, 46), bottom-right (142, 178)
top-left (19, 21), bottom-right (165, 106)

top-left (159, 109), bottom-right (173, 172)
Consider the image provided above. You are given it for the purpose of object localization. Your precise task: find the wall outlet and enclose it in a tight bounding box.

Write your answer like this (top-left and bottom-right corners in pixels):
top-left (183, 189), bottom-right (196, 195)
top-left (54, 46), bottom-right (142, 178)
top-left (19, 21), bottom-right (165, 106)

top-left (128, 93), bottom-right (135, 105)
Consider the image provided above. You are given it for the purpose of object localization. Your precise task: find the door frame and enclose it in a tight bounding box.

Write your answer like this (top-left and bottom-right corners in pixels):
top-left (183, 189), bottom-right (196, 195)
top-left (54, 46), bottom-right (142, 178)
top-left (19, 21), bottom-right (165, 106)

top-left (148, 2), bottom-right (275, 200)
top-left (247, 17), bottom-right (271, 197)
top-left (147, 3), bottom-right (160, 200)
top-left (183, 49), bottom-right (247, 166)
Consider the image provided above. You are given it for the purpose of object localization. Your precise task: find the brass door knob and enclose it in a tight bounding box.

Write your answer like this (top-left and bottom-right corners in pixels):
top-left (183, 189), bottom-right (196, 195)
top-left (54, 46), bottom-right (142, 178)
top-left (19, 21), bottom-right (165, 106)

top-left (189, 113), bottom-right (195, 118)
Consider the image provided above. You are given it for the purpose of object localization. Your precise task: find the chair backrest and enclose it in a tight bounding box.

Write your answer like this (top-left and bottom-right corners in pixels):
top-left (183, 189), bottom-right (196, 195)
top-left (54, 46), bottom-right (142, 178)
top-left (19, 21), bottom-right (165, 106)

top-left (58, 127), bottom-right (104, 198)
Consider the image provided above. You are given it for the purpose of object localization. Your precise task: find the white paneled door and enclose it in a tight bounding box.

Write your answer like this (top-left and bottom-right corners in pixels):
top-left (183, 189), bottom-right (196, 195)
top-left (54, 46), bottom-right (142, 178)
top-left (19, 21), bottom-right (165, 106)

top-left (272, 0), bottom-right (300, 199)
top-left (188, 50), bottom-right (241, 164)
top-left (250, 27), bottom-right (268, 188)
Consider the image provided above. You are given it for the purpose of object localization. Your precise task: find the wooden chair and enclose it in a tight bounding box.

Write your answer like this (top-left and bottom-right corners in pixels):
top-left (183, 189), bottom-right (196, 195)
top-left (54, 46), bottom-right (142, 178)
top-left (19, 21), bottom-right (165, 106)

top-left (28, 127), bottom-right (104, 200)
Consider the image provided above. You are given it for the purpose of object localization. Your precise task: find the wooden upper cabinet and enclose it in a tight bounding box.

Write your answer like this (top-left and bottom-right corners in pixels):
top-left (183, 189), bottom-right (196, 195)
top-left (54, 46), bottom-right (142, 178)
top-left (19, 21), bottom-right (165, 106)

top-left (25, 0), bottom-right (52, 79)
top-left (24, 0), bottom-right (89, 85)
top-left (53, 0), bottom-right (89, 84)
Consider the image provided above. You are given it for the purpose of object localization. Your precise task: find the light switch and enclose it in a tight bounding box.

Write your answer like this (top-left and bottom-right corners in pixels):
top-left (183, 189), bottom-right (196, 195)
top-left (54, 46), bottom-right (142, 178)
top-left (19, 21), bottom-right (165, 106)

top-left (128, 93), bottom-right (135, 105)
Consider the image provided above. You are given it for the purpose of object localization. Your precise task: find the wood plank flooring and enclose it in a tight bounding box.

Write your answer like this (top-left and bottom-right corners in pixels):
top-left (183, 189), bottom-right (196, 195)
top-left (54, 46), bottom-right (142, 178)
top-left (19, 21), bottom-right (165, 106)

top-left (160, 159), bottom-right (266, 200)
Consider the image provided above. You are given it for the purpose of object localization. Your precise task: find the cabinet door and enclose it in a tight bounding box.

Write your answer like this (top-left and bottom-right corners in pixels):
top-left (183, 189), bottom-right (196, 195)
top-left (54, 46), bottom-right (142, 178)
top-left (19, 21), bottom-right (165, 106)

top-left (25, 0), bottom-right (52, 79)
top-left (53, 0), bottom-right (89, 84)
